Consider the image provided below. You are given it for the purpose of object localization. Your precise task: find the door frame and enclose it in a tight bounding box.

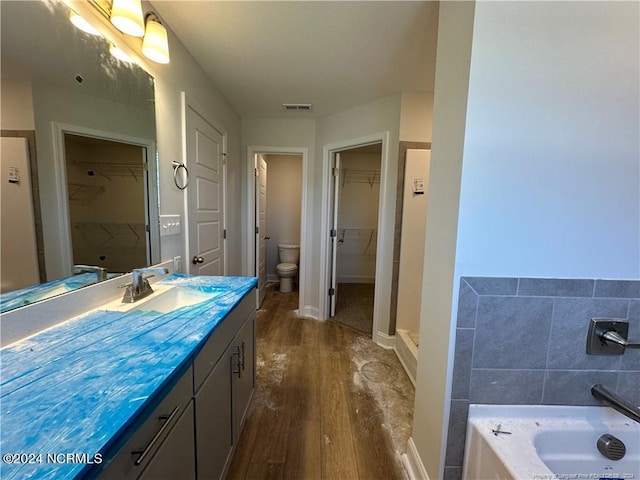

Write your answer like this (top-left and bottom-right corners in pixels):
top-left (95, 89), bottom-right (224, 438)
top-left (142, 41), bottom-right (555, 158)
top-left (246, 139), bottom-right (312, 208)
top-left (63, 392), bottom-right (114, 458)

top-left (319, 132), bottom-right (392, 345)
top-left (182, 93), bottom-right (228, 276)
top-left (52, 122), bottom-right (159, 278)
top-left (245, 146), bottom-right (308, 314)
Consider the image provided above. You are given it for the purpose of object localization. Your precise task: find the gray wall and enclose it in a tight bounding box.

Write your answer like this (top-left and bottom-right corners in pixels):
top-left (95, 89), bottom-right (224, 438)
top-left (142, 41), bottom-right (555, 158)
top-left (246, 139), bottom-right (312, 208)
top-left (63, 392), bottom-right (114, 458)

top-left (445, 276), bottom-right (640, 480)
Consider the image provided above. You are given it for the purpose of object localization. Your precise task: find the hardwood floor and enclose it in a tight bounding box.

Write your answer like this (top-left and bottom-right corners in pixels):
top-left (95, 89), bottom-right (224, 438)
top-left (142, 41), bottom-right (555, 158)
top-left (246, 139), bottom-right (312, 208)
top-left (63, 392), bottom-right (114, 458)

top-left (226, 285), bottom-right (415, 480)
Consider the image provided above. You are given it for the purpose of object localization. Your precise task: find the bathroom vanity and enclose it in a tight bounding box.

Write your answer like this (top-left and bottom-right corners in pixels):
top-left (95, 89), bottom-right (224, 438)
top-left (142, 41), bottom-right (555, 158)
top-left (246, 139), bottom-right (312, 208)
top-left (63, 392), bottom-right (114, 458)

top-left (0, 273), bottom-right (257, 480)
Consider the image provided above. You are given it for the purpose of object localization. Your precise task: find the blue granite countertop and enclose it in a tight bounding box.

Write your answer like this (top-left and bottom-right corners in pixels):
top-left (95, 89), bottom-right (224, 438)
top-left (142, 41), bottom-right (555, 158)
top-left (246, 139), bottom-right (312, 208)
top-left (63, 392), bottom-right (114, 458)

top-left (0, 274), bottom-right (257, 480)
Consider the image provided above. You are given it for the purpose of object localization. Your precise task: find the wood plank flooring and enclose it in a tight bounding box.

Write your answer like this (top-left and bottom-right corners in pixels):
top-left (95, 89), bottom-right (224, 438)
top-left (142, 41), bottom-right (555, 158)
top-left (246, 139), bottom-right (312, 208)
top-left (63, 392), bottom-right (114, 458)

top-left (226, 285), bottom-right (415, 480)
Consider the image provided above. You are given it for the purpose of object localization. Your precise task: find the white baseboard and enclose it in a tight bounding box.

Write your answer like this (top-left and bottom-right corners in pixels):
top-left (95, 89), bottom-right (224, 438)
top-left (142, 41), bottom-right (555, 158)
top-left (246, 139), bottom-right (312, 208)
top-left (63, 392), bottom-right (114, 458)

top-left (298, 305), bottom-right (321, 320)
top-left (394, 329), bottom-right (418, 387)
top-left (373, 331), bottom-right (395, 349)
top-left (402, 437), bottom-right (429, 480)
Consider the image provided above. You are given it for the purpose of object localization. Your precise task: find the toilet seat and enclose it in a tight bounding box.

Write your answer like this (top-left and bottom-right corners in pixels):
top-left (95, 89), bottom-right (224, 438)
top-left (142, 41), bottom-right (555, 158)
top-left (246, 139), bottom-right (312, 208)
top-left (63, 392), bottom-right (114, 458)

top-left (275, 263), bottom-right (297, 274)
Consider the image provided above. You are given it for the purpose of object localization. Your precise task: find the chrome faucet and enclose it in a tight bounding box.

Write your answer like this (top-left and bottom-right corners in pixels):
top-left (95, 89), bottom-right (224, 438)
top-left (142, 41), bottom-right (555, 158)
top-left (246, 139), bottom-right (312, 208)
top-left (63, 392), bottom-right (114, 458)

top-left (72, 264), bottom-right (108, 282)
top-left (591, 384), bottom-right (640, 424)
top-left (121, 267), bottom-right (169, 303)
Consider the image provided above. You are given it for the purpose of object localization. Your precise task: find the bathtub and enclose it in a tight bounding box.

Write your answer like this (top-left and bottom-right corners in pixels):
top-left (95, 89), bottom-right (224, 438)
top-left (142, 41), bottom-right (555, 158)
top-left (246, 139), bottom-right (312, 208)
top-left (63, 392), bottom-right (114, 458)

top-left (463, 404), bottom-right (640, 480)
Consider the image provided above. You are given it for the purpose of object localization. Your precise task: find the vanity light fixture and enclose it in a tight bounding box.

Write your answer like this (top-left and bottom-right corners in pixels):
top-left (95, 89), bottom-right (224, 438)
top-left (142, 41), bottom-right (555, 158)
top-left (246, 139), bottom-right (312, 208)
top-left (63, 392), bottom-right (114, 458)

top-left (141, 13), bottom-right (170, 64)
top-left (69, 9), bottom-right (102, 37)
top-left (110, 0), bottom-right (145, 38)
top-left (69, 1), bottom-right (170, 65)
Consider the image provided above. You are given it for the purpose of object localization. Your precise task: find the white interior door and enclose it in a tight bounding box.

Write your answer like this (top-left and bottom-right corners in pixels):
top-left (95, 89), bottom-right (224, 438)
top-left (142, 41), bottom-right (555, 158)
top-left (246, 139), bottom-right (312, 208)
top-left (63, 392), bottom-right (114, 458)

top-left (329, 152), bottom-right (341, 317)
top-left (256, 156), bottom-right (268, 307)
top-left (186, 105), bottom-right (225, 276)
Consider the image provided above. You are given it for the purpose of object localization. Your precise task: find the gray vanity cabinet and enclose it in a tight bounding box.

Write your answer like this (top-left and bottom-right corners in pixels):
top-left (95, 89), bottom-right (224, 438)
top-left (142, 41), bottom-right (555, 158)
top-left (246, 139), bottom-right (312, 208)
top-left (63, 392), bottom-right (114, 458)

top-left (194, 294), bottom-right (256, 480)
top-left (98, 292), bottom-right (256, 480)
top-left (232, 315), bottom-right (255, 444)
top-left (100, 367), bottom-right (195, 480)
top-left (194, 346), bottom-right (233, 479)
top-left (137, 401), bottom-right (196, 480)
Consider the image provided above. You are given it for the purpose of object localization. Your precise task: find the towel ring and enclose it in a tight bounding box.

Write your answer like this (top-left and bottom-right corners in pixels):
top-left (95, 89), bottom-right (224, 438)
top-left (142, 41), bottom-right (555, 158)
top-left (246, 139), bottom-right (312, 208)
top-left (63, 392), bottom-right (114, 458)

top-left (172, 161), bottom-right (189, 190)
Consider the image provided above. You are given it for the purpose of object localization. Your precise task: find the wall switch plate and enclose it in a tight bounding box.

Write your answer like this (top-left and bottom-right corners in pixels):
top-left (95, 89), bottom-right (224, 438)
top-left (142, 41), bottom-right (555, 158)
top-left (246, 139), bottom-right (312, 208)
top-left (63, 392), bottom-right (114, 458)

top-left (586, 318), bottom-right (628, 355)
top-left (160, 214), bottom-right (181, 237)
top-left (8, 166), bottom-right (20, 184)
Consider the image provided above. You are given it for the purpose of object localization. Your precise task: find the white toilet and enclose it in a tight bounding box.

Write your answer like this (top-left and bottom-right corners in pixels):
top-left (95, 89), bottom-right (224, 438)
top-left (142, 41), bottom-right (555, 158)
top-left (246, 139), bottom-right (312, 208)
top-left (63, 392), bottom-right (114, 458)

top-left (275, 244), bottom-right (300, 293)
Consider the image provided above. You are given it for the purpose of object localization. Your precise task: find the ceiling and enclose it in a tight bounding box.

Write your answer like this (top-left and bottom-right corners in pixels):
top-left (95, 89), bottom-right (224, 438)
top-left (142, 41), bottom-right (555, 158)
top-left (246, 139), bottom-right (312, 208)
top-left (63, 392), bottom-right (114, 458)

top-left (151, 1), bottom-right (439, 120)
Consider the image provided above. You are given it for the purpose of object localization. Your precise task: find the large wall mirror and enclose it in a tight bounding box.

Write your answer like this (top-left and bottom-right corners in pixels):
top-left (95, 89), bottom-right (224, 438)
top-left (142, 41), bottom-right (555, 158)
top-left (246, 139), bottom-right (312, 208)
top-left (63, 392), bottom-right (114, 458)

top-left (1, 0), bottom-right (160, 311)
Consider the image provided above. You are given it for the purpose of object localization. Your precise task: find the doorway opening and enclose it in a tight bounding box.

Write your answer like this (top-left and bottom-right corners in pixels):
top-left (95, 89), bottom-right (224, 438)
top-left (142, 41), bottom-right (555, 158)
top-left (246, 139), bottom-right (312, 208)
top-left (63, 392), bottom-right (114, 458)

top-left (64, 133), bottom-right (149, 273)
top-left (52, 123), bottom-right (159, 279)
top-left (247, 146), bottom-right (308, 313)
top-left (254, 152), bottom-right (303, 307)
top-left (329, 143), bottom-right (382, 335)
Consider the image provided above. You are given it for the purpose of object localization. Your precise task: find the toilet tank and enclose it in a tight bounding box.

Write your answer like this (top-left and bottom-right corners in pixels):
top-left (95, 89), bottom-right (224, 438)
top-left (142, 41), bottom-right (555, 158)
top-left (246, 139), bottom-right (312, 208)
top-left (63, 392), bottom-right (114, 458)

top-left (278, 244), bottom-right (300, 263)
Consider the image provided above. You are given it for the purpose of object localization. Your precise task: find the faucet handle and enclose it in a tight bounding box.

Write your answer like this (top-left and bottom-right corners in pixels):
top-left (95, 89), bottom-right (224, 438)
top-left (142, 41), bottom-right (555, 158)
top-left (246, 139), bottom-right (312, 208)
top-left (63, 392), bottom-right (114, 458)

top-left (587, 319), bottom-right (640, 355)
top-left (602, 330), bottom-right (640, 350)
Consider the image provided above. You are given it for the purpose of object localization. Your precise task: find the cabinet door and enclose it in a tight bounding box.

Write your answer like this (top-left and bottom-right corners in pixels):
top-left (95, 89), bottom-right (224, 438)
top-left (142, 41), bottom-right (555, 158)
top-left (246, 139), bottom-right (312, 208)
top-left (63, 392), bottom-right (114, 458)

top-left (138, 401), bottom-right (196, 480)
top-left (232, 315), bottom-right (255, 444)
top-left (99, 368), bottom-right (193, 480)
top-left (194, 349), bottom-right (233, 480)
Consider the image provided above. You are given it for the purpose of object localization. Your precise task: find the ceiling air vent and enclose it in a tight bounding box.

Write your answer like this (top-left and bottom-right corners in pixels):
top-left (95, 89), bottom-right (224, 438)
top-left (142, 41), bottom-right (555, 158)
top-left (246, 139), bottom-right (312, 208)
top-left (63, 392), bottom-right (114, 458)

top-left (282, 103), bottom-right (313, 111)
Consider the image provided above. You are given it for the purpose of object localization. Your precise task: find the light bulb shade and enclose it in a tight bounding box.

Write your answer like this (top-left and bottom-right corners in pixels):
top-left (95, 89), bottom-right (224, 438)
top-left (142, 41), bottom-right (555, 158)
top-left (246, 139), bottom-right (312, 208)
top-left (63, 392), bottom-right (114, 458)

top-left (69, 10), bottom-right (102, 36)
top-left (142, 19), bottom-right (170, 64)
top-left (110, 0), bottom-right (145, 37)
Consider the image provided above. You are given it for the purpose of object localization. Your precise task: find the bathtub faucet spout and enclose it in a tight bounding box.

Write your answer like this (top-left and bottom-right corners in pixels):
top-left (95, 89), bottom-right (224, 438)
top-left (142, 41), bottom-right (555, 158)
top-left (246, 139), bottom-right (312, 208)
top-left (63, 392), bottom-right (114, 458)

top-left (591, 383), bottom-right (640, 424)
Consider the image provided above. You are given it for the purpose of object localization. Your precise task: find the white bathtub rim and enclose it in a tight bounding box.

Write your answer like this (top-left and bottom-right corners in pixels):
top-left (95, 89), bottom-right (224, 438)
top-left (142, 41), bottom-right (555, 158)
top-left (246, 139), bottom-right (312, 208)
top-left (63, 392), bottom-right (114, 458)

top-left (464, 404), bottom-right (640, 480)
top-left (468, 404), bottom-right (639, 422)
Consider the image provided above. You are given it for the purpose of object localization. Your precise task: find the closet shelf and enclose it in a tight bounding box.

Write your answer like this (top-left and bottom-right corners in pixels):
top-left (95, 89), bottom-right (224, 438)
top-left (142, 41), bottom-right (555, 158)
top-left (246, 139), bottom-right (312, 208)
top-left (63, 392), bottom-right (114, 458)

top-left (68, 183), bottom-right (106, 205)
top-left (75, 161), bottom-right (145, 181)
top-left (74, 222), bottom-right (146, 248)
top-left (341, 169), bottom-right (380, 187)
top-left (336, 228), bottom-right (378, 255)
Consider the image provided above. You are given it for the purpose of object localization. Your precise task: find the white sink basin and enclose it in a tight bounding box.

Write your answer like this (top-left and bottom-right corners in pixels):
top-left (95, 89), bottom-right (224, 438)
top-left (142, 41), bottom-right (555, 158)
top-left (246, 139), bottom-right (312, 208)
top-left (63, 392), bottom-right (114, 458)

top-left (101, 284), bottom-right (218, 314)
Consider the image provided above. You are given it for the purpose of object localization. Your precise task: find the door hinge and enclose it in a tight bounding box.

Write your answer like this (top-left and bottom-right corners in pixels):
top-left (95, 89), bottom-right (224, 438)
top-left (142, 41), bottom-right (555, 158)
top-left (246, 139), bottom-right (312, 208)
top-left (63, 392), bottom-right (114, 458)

top-left (255, 226), bottom-right (259, 235)
top-left (223, 229), bottom-right (227, 239)
top-left (328, 287), bottom-right (335, 296)
top-left (255, 167), bottom-right (259, 177)
top-left (330, 229), bottom-right (337, 237)
top-left (332, 167), bottom-right (338, 177)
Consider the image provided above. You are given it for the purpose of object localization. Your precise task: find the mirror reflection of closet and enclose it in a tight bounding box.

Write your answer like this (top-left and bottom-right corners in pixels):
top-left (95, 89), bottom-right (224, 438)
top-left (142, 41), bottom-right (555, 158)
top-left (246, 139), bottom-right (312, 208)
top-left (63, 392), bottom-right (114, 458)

top-left (0, 0), bottom-right (158, 307)
top-left (64, 134), bottom-right (149, 274)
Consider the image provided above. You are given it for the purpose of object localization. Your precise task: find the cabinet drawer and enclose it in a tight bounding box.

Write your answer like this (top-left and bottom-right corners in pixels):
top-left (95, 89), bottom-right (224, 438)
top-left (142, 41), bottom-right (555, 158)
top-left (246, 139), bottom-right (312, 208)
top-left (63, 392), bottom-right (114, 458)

top-left (99, 366), bottom-right (193, 479)
top-left (138, 401), bottom-right (195, 480)
top-left (193, 293), bottom-right (255, 392)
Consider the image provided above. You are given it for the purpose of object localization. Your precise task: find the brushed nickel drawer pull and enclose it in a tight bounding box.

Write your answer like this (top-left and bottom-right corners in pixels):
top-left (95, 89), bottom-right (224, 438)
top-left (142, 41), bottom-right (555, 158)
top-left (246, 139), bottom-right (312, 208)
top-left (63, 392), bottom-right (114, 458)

top-left (131, 405), bottom-right (180, 466)
top-left (232, 347), bottom-right (242, 378)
